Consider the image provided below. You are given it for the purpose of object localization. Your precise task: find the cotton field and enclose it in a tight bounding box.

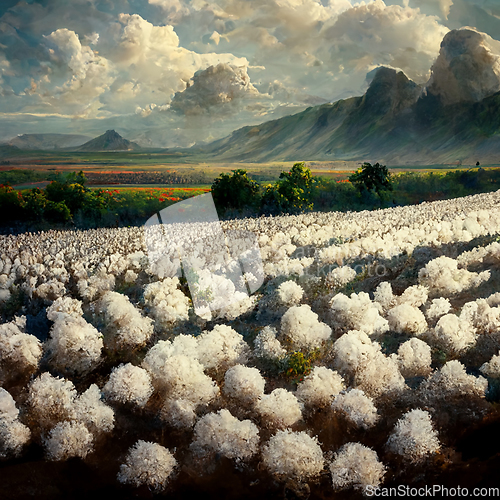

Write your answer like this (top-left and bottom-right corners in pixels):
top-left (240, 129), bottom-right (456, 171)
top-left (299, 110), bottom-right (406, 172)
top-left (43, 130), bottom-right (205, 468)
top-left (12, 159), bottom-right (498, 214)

top-left (2, 190), bottom-right (500, 498)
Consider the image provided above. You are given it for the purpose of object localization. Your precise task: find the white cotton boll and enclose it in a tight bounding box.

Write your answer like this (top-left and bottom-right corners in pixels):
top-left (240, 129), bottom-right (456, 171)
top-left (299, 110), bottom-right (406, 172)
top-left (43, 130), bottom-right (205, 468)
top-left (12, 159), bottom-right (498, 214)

top-left (398, 285), bottom-right (429, 308)
top-left (386, 409), bottom-right (440, 463)
top-left (160, 398), bottom-right (197, 429)
top-left (325, 266), bottom-right (357, 289)
top-left (277, 280), bottom-right (304, 307)
top-left (44, 421), bottom-right (93, 461)
top-left (191, 409), bottom-right (260, 462)
top-left (99, 291), bottom-right (154, 350)
top-left (143, 354), bottom-right (219, 406)
top-left (331, 389), bottom-right (378, 429)
top-left (34, 280), bottom-right (66, 303)
top-left (253, 326), bottom-right (286, 361)
top-left (0, 419), bottom-right (31, 459)
top-left (373, 282), bottom-right (395, 311)
top-left (330, 292), bottom-right (389, 338)
top-left (261, 430), bottom-right (324, 481)
top-left (196, 325), bottom-right (250, 372)
top-left (0, 288), bottom-right (11, 303)
top-left (429, 314), bottom-right (477, 355)
top-left (425, 298), bottom-right (452, 322)
top-left (280, 304), bottom-right (331, 350)
top-left (470, 299), bottom-right (500, 334)
top-left (46, 297), bottom-right (83, 322)
top-left (124, 270), bottom-right (138, 283)
top-left (296, 366), bottom-right (345, 408)
top-left (117, 440), bottom-right (177, 491)
top-left (330, 443), bottom-right (385, 491)
top-left (78, 270), bottom-right (115, 302)
top-left (420, 360), bottom-right (488, 400)
top-left (256, 388), bottom-right (302, 429)
top-left (418, 256), bottom-right (490, 296)
top-left (143, 278), bottom-right (190, 328)
top-left (394, 338), bottom-right (432, 378)
top-left (27, 372), bottom-right (77, 430)
top-left (103, 363), bottom-right (153, 408)
top-left (74, 384), bottom-right (114, 435)
top-left (0, 388), bottom-right (19, 423)
top-left (0, 322), bottom-right (42, 379)
top-left (141, 336), bottom-right (200, 375)
top-left (46, 315), bottom-right (103, 374)
top-left (387, 304), bottom-right (428, 335)
top-left (479, 352), bottom-right (500, 378)
top-left (330, 331), bottom-right (406, 398)
top-left (223, 365), bottom-right (266, 406)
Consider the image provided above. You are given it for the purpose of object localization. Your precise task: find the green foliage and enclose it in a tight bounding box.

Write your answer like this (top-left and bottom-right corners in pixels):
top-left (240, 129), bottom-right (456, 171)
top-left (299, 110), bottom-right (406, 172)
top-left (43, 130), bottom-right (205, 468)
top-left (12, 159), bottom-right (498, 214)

top-left (283, 349), bottom-right (320, 382)
top-left (211, 169), bottom-right (261, 213)
top-left (349, 162), bottom-right (393, 198)
top-left (261, 162), bottom-right (316, 214)
top-left (0, 183), bottom-right (23, 223)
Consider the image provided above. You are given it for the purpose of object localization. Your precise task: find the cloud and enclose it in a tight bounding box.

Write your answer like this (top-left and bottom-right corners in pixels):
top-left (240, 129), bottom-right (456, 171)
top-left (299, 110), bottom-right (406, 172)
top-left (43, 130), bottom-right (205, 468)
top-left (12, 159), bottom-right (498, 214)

top-left (426, 27), bottom-right (500, 105)
top-left (169, 62), bottom-right (260, 115)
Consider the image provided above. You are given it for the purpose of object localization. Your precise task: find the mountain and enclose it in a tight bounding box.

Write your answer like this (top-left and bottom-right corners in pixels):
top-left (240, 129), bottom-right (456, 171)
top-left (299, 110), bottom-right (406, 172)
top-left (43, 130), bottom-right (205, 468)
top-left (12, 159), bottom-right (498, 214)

top-left (77, 130), bottom-right (141, 152)
top-left (6, 134), bottom-right (91, 150)
top-left (186, 29), bottom-right (500, 165)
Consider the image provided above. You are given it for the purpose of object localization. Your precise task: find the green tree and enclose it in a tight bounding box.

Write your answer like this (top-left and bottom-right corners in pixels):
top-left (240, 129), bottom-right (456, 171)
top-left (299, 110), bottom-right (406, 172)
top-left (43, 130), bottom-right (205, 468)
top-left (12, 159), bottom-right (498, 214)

top-left (349, 162), bottom-right (393, 199)
top-left (261, 162), bottom-right (316, 214)
top-left (211, 169), bottom-right (261, 212)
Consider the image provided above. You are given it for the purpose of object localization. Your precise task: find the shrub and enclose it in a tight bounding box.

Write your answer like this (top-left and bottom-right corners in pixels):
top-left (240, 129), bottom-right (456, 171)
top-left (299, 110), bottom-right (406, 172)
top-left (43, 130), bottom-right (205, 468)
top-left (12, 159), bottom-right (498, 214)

top-left (44, 421), bottom-right (93, 461)
top-left (331, 389), bottom-right (379, 429)
top-left (256, 388), bottom-right (302, 429)
top-left (296, 366), bottom-right (345, 408)
top-left (191, 409), bottom-right (260, 461)
top-left (392, 338), bottom-right (432, 378)
top-left (223, 365), bottom-right (266, 406)
top-left (253, 326), bottom-right (286, 361)
top-left (117, 440), bottom-right (177, 491)
top-left (330, 442), bottom-right (385, 491)
top-left (45, 315), bottom-right (103, 375)
top-left (386, 409), bottom-right (440, 462)
top-left (349, 162), bottom-right (392, 199)
top-left (103, 363), bottom-right (153, 407)
top-left (0, 388), bottom-right (30, 459)
top-left (211, 169), bottom-right (261, 214)
top-left (261, 430), bottom-right (324, 481)
top-left (280, 304), bottom-right (331, 350)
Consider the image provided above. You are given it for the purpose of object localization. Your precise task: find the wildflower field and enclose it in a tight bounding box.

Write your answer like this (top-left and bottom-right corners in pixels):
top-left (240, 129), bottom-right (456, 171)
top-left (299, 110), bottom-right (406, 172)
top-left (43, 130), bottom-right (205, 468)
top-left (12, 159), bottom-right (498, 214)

top-left (1, 190), bottom-right (500, 498)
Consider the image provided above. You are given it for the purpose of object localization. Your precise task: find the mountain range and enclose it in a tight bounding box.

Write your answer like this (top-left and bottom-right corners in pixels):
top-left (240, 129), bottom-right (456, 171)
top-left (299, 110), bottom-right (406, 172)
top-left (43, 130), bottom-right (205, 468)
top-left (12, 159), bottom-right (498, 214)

top-left (183, 28), bottom-right (500, 165)
top-left (6, 133), bottom-right (91, 150)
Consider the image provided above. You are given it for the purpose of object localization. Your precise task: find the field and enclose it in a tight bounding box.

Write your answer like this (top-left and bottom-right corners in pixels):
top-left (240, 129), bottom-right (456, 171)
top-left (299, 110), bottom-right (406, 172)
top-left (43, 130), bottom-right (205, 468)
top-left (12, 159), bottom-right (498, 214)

top-left (1, 189), bottom-right (500, 498)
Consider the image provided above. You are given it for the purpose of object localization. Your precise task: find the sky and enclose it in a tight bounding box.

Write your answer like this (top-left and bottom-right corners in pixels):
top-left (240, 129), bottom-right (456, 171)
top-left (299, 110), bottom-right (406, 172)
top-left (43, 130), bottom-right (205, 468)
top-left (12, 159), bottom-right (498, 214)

top-left (1, 0), bottom-right (500, 147)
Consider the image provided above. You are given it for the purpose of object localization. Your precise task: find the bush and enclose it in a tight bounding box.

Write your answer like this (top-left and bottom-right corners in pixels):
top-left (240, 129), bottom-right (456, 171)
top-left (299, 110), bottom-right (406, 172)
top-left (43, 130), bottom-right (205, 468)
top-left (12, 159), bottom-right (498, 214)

top-left (261, 162), bottom-right (317, 214)
top-left (211, 169), bottom-right (261, 214)
top-left (349, 162), bottom-right (393, 199)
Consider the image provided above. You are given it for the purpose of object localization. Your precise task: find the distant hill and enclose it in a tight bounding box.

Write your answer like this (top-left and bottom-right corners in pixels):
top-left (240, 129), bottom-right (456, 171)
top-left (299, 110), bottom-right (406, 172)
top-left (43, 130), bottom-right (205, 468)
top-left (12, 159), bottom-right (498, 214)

top-left (184, 29), bottom-right (500, 165)
top-left (77, 130), bottom-right (141, 152)
top-left (0, 144), bottom-right (20, 159)
top-left (6, 134), bottom-right (91, 150)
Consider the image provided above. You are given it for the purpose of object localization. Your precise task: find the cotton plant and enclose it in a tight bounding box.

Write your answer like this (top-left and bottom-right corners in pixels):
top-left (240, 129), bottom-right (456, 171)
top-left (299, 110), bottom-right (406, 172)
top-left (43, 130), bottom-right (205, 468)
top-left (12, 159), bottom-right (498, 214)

top-left (280, 304), bottom-right (331, 350)
top-left (386, 409), bottom-right (440, 463)
top-left (43, 421), bottom-right (93, 461)
top-left (97, 291), bottom-right (154, 351)
top-left (426, 313), bottom-right (477, 356)
top-left (391, 338), bottom-right (432, 378)
top-left (330, 330), bottom-right (406, 398)
top-left (296, 366), bottom-right (345, 408)
top-left (103, 363), bottom-right (154, 408)
top-left (325, 265), bottom-right (357, 290)
top-left (117, 440), bottom-right (177, 492)
top-left (480, 352), bottom-right (500, 378)
top-left (330, 292), bottom-right (389, 338)
top-left (329, 443), bottom-right (385, 492)
top-left (45, 314), bottom-right (103, 375)
top-left (331, 389), bottom-right (379, 429)
top-left (256, 388), bottom-right (303, 429)
top-left (253, 326), bottom-right (287, 361)
top-left (143, 277), bottom-right (190, 328)
top-left (223, 365), bottom-right (266, 407)
top-left (261, 430), bottom-right (324, 482)
top-left (0, 388), bottom-right (31, 459)
top-left (0, 320), bottom-right (43, 382)
top-left (191, 409), bottom-right (260, 462)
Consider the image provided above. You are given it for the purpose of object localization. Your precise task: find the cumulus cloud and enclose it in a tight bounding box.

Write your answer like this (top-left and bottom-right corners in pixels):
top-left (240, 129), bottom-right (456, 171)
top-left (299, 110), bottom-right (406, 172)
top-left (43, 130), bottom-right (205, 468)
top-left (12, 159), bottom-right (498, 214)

top-left (425, 27), bottom-right (500, 105)
top-left (169, 63), bottom-right (260, 115)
